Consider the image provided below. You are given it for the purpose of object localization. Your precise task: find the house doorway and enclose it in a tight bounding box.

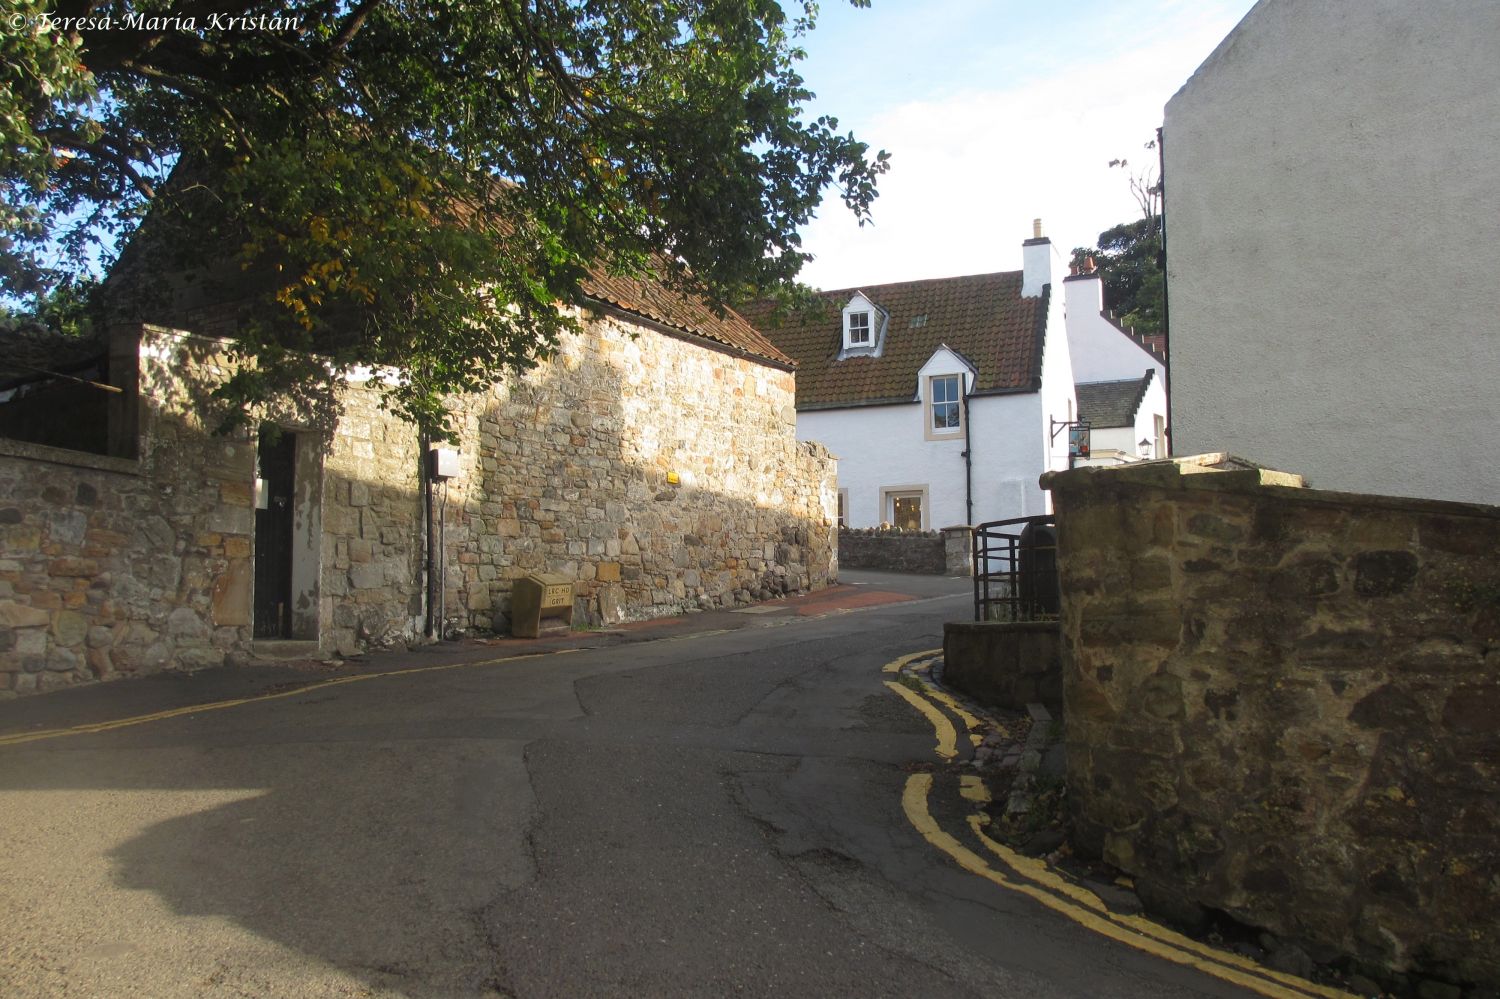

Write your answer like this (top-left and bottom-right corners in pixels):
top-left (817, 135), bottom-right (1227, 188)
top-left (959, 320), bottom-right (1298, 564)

top-left (254, 428), bottom-right (297, 638)
top-left (253, 426), bottom-right (323, 642)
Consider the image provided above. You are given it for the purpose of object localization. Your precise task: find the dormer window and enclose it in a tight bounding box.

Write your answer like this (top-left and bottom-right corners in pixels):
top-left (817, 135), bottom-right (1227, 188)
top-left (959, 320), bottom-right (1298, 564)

top-left (839, 293), bottom-right (884, 356)
top-left (848, 310), bottom-right (871, 346)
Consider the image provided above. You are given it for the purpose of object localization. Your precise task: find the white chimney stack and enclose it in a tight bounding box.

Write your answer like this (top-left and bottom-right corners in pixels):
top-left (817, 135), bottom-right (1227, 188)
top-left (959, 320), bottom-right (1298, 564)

top-left (1021, 218), bottom-right (1054, 298)
top-left (1064, 253), bottom-right (1105, 318)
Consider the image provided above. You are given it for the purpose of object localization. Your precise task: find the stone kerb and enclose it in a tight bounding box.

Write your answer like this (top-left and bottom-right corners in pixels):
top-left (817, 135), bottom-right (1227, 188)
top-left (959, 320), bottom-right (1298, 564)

top-left (1045, 453), bottom-right (1500, 987)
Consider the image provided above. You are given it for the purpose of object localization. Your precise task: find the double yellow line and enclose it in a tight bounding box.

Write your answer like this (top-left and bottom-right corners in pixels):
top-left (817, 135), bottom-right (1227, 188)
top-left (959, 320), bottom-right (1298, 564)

top-left (883, 650), bottom-right (1353, 999)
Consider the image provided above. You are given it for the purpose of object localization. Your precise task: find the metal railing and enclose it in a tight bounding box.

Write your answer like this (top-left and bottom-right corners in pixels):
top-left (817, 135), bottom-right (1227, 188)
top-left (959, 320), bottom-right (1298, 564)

top-left (973, 515), bottom-right (1059, 622)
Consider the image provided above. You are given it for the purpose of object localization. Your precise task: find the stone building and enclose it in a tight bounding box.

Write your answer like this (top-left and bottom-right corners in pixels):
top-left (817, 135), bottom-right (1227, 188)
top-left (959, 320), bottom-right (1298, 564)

top-left (0, 272), bottom-right (836, 695)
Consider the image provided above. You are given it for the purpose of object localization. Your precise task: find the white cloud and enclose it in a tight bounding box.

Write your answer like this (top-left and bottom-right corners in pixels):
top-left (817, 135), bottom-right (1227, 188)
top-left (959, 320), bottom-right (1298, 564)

top-left (796, 7), bottom-right (1247, 290)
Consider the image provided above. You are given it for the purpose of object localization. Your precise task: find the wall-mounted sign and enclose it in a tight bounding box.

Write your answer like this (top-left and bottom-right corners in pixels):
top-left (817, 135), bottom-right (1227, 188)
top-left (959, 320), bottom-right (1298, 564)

top-left (1068, 425), bottom-right (1091, 459)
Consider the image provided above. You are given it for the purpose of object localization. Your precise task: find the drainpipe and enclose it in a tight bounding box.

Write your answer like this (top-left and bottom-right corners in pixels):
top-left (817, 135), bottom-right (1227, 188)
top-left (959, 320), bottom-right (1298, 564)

top-left (422, 432), bottom-right (438, 639)
top-left (1157, 124), bottom-right (1172, 453)
top-left (961, 391), bottom-right (973, 525)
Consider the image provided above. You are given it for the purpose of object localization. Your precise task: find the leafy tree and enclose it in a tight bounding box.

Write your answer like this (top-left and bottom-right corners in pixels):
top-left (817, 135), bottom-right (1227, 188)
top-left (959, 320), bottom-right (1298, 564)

top-left (0, 275), bottom-right (100, 338)
top-left (1072, 139), bottom-right (1163, 337)
top-left (2, 0), bottom-right (888, 436)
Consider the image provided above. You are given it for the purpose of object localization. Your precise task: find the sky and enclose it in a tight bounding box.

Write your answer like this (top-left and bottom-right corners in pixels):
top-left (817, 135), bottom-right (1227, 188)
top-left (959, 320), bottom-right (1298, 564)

top-left (788, 0), bottom-right (1258, 290)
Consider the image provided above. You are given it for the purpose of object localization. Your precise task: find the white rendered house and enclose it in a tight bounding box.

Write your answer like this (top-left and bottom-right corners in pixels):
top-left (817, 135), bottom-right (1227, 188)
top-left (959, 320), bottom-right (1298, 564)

top-left (1074, 371), bottom-right (1168, 466)
top-left (1164, 0), bottom-right (1500, 504)
top-left (1064, 260), bottom-right (1169, 465)
top-left (742, 226), bottom-right (1078, 531)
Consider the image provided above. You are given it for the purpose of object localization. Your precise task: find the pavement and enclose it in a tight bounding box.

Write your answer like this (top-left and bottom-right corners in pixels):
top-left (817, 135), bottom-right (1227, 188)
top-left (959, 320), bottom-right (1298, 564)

top-left (0, 568), bottom-right (965, 741)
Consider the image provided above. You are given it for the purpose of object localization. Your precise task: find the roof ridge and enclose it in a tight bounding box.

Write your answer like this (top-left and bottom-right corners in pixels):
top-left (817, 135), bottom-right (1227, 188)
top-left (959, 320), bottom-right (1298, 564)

top-left (809, 268), bottom-right (1024, 299)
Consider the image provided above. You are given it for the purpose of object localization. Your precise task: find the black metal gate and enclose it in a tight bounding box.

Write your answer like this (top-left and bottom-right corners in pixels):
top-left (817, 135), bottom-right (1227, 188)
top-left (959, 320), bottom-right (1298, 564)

top-left (972, 515), bottom-right (1059, 622)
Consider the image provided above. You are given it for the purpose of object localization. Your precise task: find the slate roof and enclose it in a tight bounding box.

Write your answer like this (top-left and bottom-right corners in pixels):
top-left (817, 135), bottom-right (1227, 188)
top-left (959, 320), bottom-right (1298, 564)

top-left (1075, 370), bottom-right (1156, 428)
top-left (581, 267), bottom-right (794, 369)
top-left (739, 271), bottom-right (1048, 410)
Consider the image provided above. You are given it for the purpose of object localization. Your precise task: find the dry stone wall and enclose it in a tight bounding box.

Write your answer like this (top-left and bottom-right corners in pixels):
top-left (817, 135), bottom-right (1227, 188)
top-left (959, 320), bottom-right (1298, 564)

top-left (1046, 456), bottom-right (1500, 988)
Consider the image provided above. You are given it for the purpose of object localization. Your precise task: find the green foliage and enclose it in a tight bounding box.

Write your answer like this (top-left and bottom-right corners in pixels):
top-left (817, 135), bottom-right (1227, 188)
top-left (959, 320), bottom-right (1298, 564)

top-left (1072, 139), bottom-right (1164, 338)
top-left (0, 275), bottom-right (100, 338)
top-left (1, 0), bottom-right (888, 437)
top-left (1072, 216), bottom-right (1164, 337)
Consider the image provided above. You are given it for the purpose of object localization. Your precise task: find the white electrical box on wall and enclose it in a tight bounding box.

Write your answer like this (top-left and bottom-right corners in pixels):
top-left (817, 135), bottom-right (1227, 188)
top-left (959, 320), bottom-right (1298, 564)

top-left (428, 447), bottom-right (459, 480)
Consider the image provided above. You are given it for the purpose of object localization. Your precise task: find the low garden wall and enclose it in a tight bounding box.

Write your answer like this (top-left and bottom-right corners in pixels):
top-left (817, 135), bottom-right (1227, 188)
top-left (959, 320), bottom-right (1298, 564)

top-left (839, 526), bottom-right (972, 576)
top-left (1044, 454), bottom-right (1500, 988)
top-left (942, 621), bottom-right (1062, 713)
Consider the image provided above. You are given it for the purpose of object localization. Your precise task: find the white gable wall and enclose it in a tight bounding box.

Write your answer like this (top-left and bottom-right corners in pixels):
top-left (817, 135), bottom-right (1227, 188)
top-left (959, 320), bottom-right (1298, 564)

top-left (1037, 283), bottom-right (1078, 489)
top-left (1165, 0), bottom-right (1500, 503)
top-left (1064, 274), bottom-right (1167, 385)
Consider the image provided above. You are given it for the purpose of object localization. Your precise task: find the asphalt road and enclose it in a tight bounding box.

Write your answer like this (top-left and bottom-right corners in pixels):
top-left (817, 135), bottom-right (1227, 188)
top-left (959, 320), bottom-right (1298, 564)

top-left (0, 572), bottom-right (1260, 998)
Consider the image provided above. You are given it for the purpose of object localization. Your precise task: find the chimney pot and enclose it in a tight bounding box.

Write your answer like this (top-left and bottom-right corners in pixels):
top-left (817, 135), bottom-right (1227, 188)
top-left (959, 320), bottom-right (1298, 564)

top-left (1032, 218), bottom-right (1043, 239)
top-left (1084, 255), bottom-right (1097, 274)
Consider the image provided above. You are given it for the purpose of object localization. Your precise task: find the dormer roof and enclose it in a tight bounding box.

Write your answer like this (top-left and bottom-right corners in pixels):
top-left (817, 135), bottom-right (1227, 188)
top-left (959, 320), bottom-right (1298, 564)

top-left (740, 270), bottom-right (1049, 410)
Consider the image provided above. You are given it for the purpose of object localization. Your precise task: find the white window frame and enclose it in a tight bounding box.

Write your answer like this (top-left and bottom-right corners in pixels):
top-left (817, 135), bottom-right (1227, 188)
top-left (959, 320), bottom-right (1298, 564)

top-left (836, 488), bottom-right (849, 529)
top-left (847, 310), bottom-right (871, 346)
top-left (924, 374), bottom-right (964, 440)
top-left (881, 485), bottom-right (929, 531)
top-left (840, 293), bottom-right (882, 355)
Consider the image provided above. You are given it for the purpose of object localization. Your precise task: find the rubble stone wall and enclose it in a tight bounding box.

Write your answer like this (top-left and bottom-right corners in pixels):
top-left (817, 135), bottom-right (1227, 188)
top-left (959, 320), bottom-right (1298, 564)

top-left (1, 316), bottom-right (837, 693)
top-left (1046, 457), bottom-right (1500, 986)
top-left (836, 528), bottom-right (944, 575)
top-left (441, 309), bottom-right (837, 630)
top-left (0, 328), bottom-right (258, 693)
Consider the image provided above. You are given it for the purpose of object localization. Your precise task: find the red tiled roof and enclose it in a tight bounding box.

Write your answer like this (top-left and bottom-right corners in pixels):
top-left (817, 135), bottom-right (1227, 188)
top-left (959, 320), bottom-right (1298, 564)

top-left (739, 271), bottom-right (1048, 409)
top-left (582, 267), bottom-right (794, 369)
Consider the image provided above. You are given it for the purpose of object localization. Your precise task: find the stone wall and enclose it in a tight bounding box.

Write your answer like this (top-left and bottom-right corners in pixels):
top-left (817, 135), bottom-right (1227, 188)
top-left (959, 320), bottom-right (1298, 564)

top-left (1, 316), bottom-right (837, 693)
top-left (0, 329), bottom-right (259, 694)
top-left (839, 524), bottom-right (975, 576)
top-left (317, 379), bottom-right (426, 655)
top-left (942, 621), bottom-right (1062, 713)
top-left (1045, 455), bottom-right (1500, 987)
top-left (441, 310), bottom-right (837, 630)
top-left (838, 528), bottom-right (944, 574)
